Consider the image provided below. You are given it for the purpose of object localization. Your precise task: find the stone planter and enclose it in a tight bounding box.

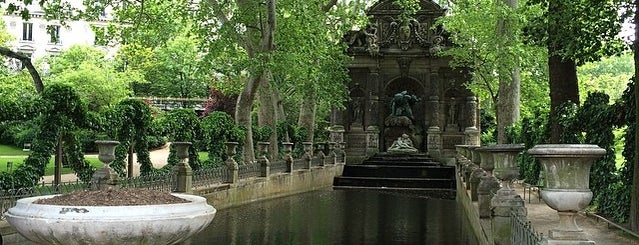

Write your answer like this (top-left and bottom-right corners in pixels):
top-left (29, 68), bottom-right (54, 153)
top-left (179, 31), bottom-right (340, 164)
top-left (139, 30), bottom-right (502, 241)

top-left (490, 144), bottom-right (524, 190)
top-left (528, 144), bottom-right (605, 242)
top-left (5, 193), bottom-right (216, 245)
top-left (476, 147), bottom-right (494, 175)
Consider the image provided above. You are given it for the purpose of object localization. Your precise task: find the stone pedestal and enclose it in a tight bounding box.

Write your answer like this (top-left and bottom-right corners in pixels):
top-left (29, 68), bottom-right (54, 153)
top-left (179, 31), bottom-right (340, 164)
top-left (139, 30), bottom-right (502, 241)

top-left (478, 175), bottom-right (500, 218)
top-left (257, 142), bottom-right (270, 177)
top-left (491, 193), bottom-right (527, 245)
top-left (366, 126), bottom-right (380, 157)
top-left (427, 126), bottom-right (442, 159)
top-left (225, 142), bottom-right (239, 183)
top-left (470, 168), bottom-right (486, 201)
top-left (172, 142), bottom-right (193, 194)
top-left (464, 127), bottom-right (480, 146)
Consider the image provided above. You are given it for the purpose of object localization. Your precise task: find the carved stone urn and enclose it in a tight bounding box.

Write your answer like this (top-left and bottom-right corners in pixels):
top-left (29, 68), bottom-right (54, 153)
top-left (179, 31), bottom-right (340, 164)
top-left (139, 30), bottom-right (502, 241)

top-left (92, 140), bottom-right (120, 189)
top-left (528, 144), bottom-right (605, 242)
top-left (490, 144), bottom-right (524, 191)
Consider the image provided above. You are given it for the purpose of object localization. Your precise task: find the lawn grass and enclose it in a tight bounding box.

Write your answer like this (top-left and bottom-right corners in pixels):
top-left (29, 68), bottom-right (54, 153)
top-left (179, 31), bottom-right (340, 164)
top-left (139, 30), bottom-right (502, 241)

top-left (0, 156), bottom-right (103, 175)
top-left (0, 144), bottom-right (30, 156)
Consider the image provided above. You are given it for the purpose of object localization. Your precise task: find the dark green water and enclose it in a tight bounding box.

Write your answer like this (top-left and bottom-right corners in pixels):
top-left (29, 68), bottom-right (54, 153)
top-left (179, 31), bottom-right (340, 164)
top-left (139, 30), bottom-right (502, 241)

top-left (184, 189), bottom-right (477, 245)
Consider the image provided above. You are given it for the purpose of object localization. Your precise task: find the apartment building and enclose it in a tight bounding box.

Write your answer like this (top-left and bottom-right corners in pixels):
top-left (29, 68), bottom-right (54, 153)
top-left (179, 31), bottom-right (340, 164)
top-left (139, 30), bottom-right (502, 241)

top-left (2, 1), bottom-right (116, 65)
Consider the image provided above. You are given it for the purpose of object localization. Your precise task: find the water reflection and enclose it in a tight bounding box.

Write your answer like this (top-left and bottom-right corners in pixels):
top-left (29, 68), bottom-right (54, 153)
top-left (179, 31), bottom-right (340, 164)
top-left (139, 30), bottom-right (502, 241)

top-left (184, 189), bottom-right (477, 245)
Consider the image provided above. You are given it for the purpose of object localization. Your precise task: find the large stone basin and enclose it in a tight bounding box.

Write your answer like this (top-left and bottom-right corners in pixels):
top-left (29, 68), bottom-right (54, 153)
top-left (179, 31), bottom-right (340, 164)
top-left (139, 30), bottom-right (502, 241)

top-left (4, 193), bottom-right (216, 245)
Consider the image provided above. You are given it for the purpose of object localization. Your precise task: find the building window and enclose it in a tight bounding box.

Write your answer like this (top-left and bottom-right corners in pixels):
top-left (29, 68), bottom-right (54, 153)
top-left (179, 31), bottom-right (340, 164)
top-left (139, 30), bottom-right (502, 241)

top-left (22, 23), bottom-right (33, 41)
top-left (48, 25), bottom-right (61, 44)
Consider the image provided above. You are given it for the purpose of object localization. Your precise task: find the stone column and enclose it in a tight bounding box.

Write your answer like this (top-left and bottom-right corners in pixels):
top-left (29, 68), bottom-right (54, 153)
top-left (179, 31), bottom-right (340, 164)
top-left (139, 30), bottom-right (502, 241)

top-left (427, 127), bottom-right (442, 160)
top-left (225, 142), bottom-right (239, 183)
top-left (367, 69), bottom-right (380, 128)
top-left (257, 142), bottom-right (270, 177)
top-left (428, 96), bottom-right (440, 128)
top-left (172, 142), bottom-right (193, 193)
top-left (366, 126), bottom-right (380, 157)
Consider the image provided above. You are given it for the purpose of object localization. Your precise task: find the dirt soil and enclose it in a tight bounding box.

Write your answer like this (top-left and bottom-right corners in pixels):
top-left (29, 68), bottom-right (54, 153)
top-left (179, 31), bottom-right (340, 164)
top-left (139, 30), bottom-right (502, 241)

top-left (34, 188), bottom-right (189, 206)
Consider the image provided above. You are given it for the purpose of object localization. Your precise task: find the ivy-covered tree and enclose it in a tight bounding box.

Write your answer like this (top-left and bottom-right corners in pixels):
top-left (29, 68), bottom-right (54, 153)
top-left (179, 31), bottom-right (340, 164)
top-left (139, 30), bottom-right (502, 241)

top-left (525, 0), bottom-right (626, 143)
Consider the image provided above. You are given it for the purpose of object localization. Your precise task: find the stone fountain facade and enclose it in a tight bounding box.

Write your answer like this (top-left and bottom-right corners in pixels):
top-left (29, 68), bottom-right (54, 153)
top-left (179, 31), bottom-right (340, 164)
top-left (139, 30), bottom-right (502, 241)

top-left (333, 0), bottom-right (479, 164)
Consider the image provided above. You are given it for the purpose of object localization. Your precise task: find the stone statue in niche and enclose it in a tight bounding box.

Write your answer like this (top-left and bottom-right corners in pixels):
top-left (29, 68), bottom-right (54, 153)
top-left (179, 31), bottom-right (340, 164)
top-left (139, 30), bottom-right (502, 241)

top-left (445, 97), bottom-right (460, 132)
top-left (387, 133), bottom-right (418, 154)
top-left (390, 90), bottom-right (420, 119)
top-left (351, 98), bottom-right (363, 124)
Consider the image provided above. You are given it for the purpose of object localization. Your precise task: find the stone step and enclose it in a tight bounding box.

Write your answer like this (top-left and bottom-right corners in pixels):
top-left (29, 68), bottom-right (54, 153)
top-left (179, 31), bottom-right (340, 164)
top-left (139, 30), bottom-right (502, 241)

top-left (333, 176), bottom-right (456, 189)
top-left (331, 186), bottom-right (456, 199)
top-left (343, 165), bottom-right (455, 179)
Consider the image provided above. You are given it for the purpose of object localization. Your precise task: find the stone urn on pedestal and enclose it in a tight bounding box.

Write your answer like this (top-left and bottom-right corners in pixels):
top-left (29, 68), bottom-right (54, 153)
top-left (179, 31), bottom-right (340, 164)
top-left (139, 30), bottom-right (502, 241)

top-left (92, 140), bottom-right (120, 189)
top-left (490, 144), bottom-right (525, 196)
top-left (489, 144), bottom-right (526, 245)
top-left (528, 144), bottom-right (605, 244)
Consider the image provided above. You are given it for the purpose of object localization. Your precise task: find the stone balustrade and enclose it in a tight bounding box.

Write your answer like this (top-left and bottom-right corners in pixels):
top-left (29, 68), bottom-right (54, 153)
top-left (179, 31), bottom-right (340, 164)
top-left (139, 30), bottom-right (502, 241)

top-left (456, 144), bottom-right (607, 245)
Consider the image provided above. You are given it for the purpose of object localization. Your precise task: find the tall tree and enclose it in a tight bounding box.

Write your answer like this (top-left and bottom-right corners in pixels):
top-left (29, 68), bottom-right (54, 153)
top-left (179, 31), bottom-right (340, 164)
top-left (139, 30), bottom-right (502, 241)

top-left (525, 0), bottom-right (625, 143)
top-left (632, 0), bottom-right (639, 232)
top-left (438, 0), bottom-right (547, 142)
top-left (496, 0), bottom-right (520, 143)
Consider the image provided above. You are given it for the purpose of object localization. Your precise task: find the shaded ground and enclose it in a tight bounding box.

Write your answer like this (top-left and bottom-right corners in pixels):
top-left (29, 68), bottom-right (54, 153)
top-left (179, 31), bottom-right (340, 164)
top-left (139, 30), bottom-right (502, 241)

top-left (516, 183), bottom-right (639, 245)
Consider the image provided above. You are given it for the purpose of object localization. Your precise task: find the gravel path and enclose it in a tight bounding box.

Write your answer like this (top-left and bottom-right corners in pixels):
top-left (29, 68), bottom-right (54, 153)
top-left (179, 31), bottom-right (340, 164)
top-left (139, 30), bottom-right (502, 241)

top-left (41, 143), bottom-right (171, 184)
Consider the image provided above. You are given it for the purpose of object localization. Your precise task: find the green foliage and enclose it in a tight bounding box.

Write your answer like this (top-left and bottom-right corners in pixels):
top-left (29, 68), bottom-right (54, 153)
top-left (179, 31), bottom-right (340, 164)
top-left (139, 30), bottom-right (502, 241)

top-left (45, 45), bottom-right (139, 111)
top-left (110, 99), bottom-right (154, 176)
top-left (509, 108), bottom-right (549, 185)
top-left (164, 109), bottom-right (202, 170)
top-left (578, 53), bottom-right (633, 102)
top-left (200, 111), bottom-right (244, 166)
top-left (524, 0), bottom-right (626, 65)
top-left (122, 35), bottom-right (210, 98)
top-left (0, 84), bottom-right (93, 189)
top-left (438, 0), bottom-right (549, 119)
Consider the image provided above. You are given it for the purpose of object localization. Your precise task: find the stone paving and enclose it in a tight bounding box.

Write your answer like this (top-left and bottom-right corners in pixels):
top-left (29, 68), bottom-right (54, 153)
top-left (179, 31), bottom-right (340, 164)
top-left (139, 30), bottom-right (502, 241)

top-left (516, 183), bottom-right (639, 245)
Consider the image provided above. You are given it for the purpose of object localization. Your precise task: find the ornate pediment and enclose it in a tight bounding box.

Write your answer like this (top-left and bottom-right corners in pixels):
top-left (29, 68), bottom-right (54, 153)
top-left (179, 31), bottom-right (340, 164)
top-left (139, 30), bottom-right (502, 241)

top-left (345, 0), bottom-right (449, 56)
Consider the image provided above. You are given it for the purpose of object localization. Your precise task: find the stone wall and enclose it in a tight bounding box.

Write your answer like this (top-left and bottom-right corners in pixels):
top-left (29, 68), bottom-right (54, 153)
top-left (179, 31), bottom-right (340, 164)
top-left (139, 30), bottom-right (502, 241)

top-left (199, 164), bottom-right (344, 210)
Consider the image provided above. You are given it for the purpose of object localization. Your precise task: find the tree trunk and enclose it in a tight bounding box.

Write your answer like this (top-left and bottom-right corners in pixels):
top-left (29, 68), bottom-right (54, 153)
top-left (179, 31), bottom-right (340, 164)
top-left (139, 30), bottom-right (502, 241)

top-left (298, 90), bottom-right (317, 142)
top-left (630, 0), bottom-right (639, 232)
top-left (495, 0), bottom-right (520, 144)
top-left (548, 54), bottom-right (579, 143)
top-left (257, 75), bottom-right (279, 160)
top-left (547, 0), bottom-right (579, 144)
top-left (235, 74), bottom-right (260, 164)
top-left (0, 46), bottom-right (44, 93)
top-left (497, 67), bottom-right (521, 143)
top-left (234, 0), bottom-right (277, 164)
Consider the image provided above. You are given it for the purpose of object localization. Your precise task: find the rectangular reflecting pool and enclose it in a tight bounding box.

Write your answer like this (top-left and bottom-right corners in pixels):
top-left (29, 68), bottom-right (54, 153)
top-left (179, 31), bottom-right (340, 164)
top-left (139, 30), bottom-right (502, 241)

top-left (183, 189), bottom-right (477, 245)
